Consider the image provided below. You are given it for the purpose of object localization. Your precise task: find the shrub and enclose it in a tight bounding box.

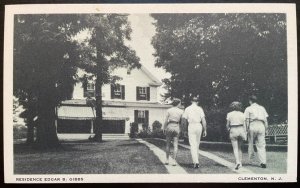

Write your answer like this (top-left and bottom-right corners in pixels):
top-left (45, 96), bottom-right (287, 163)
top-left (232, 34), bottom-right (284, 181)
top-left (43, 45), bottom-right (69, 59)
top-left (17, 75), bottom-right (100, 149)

top-left (204, 107), bottom-right (229, 142)
top-left (142, 123), bottom-right (149, 131)
top-left (129, 122), bottom-right (138, 138)
top-left (152, 120), bottom-right (162, 131)
top-left (13, 124), bottom-right (27, 139)
top-left (151, 121), bottom-right (165, 139)
top-left (137, 129), bottom-right (152, 138)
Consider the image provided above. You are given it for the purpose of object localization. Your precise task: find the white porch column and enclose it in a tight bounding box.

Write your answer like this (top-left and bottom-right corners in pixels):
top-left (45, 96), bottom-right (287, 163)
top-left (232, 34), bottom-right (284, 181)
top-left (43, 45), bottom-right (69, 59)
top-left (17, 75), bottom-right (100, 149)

top-left (91, 120), bottom-right (94, 133)
top-left (54, 119), bottom-right (58, 133)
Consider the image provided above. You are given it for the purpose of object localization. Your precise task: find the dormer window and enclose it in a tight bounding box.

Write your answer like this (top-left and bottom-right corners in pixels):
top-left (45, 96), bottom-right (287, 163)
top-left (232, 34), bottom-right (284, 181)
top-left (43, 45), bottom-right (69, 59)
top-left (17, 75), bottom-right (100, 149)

top-left (111, 84), bottom-right (125, 100)
top-left (136, 86), bottom-right (150, 101)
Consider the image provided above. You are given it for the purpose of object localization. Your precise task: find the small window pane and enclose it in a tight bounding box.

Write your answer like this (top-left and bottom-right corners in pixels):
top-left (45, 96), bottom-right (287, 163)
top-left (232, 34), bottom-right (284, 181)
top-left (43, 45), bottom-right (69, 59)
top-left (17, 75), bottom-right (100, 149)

top-left (87, 83), bottom-right (95, 90)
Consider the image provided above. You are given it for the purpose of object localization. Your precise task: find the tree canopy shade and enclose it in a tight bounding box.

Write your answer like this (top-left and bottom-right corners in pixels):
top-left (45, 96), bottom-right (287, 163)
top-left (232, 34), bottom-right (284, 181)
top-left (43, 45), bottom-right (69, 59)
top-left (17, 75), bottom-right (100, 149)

top-left (77, 14), bottom-right (140, 141)
top-left (14, 14), bottom-right (84, 147)
top-left (13, 14), bottom-right (140, 146)
top-left (151, 13), bottom-right (287, 122)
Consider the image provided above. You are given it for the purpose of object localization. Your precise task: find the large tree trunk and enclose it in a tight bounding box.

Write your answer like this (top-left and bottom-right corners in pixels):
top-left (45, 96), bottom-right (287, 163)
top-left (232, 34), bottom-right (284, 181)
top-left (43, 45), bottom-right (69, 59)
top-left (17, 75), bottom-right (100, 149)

top-left (35, 107), bottom-right (59, 149)
top-left (35, 111), bottom-right (59, 149)
top-left (92, 26), bottom-right (104, 142)
top-left (26, 118), bottom-right (35, 144)
top-left (93, 75), bottom-right (103, 142)
top-left (35, 84), bottom-right (60, 149)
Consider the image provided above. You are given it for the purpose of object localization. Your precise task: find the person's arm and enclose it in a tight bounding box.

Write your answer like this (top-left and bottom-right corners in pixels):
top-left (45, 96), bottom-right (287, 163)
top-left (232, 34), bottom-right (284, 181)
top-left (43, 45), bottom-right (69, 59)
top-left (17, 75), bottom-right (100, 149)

top-left (264, 117), bottom-right (269, 135)
top-left (226, 113), bottom-right (230, 131)
top-left (163, 111), bottom-right (170, 133)
top-left (263, 108), bottom-right (269, 130)
top-left (226, 120), bottom-right (230, 132)
top-left (202, 117), bottom-right (207, 137)
top-left (244, 108), bottom-right (250, 132)
top-left (181, 108), bottom-right (188, 129)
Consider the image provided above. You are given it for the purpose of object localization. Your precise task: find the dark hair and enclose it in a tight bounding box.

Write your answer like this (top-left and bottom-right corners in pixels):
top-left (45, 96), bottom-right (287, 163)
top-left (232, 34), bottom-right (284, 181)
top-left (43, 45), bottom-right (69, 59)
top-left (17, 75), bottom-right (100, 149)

top-left (249, 95), bottom-right (258, 103)
top-left (229, 101), bottom-right (243, 112)
top-left (172, 98), bottom-right (181, 106)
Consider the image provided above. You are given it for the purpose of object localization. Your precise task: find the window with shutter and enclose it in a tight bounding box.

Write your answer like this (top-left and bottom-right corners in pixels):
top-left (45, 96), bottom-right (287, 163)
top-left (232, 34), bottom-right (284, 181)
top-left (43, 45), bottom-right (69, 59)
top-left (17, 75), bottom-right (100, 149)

top-left (137, 87), bottom-right (148, 100)
top-left (84, 82), bottom-right (95, 97)
top-left (145, 110), bottom-right (149, 125)
top-left (146, 87), bottom-right (150, 101)
top-left (111, 84), bottom-right (124, 99)
top-left (134, 110), bottom-right (148, 124)
top-left (121, 85), bottom-right (125, 100)
top-left (134, 110), bottom-right (138, 123)
top-left (136, 87), bottom-right (140, 101)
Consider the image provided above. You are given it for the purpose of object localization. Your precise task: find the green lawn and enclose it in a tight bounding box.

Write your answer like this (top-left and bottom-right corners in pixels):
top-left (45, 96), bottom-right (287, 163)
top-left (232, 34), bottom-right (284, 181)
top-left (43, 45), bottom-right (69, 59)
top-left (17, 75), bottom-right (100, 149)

top-left (14, 140), bottom-right (168, 174)
top-left (14, 138), bottom-right (287, 174)
top-left (208, 149), bottom-right (287, 174)
top-left (145, 139), bottom-right (234, 174)
top-left (145, 138), bottom-right (287, 174)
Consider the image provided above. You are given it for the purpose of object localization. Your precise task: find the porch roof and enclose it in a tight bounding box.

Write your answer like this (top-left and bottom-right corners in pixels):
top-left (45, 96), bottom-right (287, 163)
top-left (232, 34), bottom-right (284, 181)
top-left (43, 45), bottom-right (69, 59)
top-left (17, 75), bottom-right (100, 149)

top-left (60, 99), bottom-right (171, 108)
top-left (57, 105), bottom-right (130, 120)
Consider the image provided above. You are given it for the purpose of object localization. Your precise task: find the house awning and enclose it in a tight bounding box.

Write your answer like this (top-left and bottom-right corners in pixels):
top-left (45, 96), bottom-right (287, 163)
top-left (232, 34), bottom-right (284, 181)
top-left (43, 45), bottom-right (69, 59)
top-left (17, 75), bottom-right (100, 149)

top-left (57, 105), bottom-right (130, 121)
top-left (57, 106), bottom-right (95, 120)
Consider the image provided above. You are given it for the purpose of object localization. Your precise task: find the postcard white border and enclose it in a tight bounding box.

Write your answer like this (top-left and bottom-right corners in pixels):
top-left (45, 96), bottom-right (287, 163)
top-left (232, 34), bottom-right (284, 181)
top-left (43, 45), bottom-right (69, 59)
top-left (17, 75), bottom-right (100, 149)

top-left (4, 3), bottom-right (298, 183)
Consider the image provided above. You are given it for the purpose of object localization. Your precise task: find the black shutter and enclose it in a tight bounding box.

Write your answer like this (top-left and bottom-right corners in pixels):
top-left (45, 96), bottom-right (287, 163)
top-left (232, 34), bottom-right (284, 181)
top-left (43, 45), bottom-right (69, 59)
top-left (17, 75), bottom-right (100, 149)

top-left (111, 84), bottom-right (114, 99)
top-left (147, 87), bottom-right (150, 101)
top-left (136, 87), bottom-right (140, 101)
top-left (83, 82), bottom-right (87, 98)
top-left (121, 85), bottom-right (125, 100)
top-left (134, 110), bottom-right (138, 123)
top-left (145, 110), bottom-right (149, 125)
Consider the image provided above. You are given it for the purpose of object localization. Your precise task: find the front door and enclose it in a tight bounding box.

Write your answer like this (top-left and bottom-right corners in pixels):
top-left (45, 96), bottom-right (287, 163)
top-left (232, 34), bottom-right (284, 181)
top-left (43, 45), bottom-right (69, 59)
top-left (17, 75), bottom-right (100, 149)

top-left (102, 120), bottom-right (125, 133)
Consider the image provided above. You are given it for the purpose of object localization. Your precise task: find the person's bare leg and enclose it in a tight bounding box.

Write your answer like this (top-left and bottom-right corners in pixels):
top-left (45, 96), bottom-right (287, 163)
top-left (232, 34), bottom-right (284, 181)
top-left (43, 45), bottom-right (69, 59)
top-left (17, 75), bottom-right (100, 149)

top-left (172, 136), bottom-right (179, 165)
top-left (231, 139), bottom-right (240, 165)
top-left (166, 136), bottom-right (171, 164)
top-left (238, 139), bottom-right (243, 165)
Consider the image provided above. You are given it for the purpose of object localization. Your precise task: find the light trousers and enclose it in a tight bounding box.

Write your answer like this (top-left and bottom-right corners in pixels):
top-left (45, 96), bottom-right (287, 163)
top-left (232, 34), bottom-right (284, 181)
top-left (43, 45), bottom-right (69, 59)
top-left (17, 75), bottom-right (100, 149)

top-left (248, 121), bottom-right (267, 164)
top-left (188, 123), bottom-right (203, 164)
top-left (230, 126), bottom-right (247, 164)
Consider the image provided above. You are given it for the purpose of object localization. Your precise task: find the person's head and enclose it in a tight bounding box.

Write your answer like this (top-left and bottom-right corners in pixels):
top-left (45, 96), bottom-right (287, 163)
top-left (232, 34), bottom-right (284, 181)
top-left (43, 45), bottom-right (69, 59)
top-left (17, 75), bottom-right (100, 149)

top-left (229, 101), bottom-right (243, 112)
top-left (191, 96), bottom-right (198, 105)
top-left (172, 98), bottom-right (181, 107)
top-left (249, 95), bottom-right (258, 105)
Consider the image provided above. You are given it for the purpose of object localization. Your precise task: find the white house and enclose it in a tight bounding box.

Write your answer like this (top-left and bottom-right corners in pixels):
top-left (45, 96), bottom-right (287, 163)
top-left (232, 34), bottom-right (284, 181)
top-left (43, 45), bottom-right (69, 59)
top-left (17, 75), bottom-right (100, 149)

top-left (56, 66), bottom-right (171, 135)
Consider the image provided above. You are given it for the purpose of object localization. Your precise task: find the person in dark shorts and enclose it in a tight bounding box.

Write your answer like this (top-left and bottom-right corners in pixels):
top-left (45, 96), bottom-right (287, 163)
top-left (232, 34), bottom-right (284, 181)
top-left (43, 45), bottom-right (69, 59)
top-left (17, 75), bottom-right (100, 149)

top-left (163, 98), bottom-right (184, 166)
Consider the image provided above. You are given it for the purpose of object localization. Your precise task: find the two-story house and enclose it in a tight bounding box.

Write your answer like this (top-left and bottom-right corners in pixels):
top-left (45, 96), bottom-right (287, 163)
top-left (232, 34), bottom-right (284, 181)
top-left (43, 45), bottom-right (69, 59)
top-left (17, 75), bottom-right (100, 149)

top-left (56, 66), bottom-right (171, 136)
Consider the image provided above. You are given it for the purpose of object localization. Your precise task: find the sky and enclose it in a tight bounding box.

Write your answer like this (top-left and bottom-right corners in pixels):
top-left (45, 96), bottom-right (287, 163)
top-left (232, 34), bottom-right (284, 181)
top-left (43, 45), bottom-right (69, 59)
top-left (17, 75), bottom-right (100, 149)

top-left (126, 14), bottom-right (169, 81)
top-left (127, 14), bottom-right (169, 102)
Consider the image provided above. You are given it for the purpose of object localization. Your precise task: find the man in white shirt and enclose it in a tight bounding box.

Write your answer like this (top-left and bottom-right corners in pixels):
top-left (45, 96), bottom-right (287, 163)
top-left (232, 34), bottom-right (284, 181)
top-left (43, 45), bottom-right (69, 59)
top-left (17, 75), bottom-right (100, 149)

top-left (244, 95), bottom-right (269, 168)
top-left (182, 97), bottom-right (207, 168)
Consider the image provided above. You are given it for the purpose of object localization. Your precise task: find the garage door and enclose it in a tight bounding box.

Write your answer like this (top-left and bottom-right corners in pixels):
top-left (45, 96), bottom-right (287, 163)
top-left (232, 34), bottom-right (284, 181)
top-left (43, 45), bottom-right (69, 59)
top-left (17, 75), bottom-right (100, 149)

top-left (102, 120), bottom-right (125, 133)
top-left (57, 119), bottom-right (91, 133)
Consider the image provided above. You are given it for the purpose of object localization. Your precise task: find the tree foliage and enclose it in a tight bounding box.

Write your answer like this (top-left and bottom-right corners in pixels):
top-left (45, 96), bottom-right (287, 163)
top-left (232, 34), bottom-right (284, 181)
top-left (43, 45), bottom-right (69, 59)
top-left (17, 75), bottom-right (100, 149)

top-left (151, 13), bottom-right (287, 122)
top-left (14, 14), bottom-right (140, 146)
top-left (77, 14), bottom-right (140, 141)
top-left (14, 14), bottom-right (83, 148)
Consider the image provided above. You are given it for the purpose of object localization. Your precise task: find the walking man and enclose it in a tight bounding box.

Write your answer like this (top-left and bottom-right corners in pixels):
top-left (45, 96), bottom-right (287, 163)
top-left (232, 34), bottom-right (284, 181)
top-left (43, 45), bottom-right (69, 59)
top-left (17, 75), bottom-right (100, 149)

top-left (244, 95), bottom-right (269, 168)
top-left (163, 98), bottom-right (184, 166)
top-left (182, 96), bottom-right (207, 168)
